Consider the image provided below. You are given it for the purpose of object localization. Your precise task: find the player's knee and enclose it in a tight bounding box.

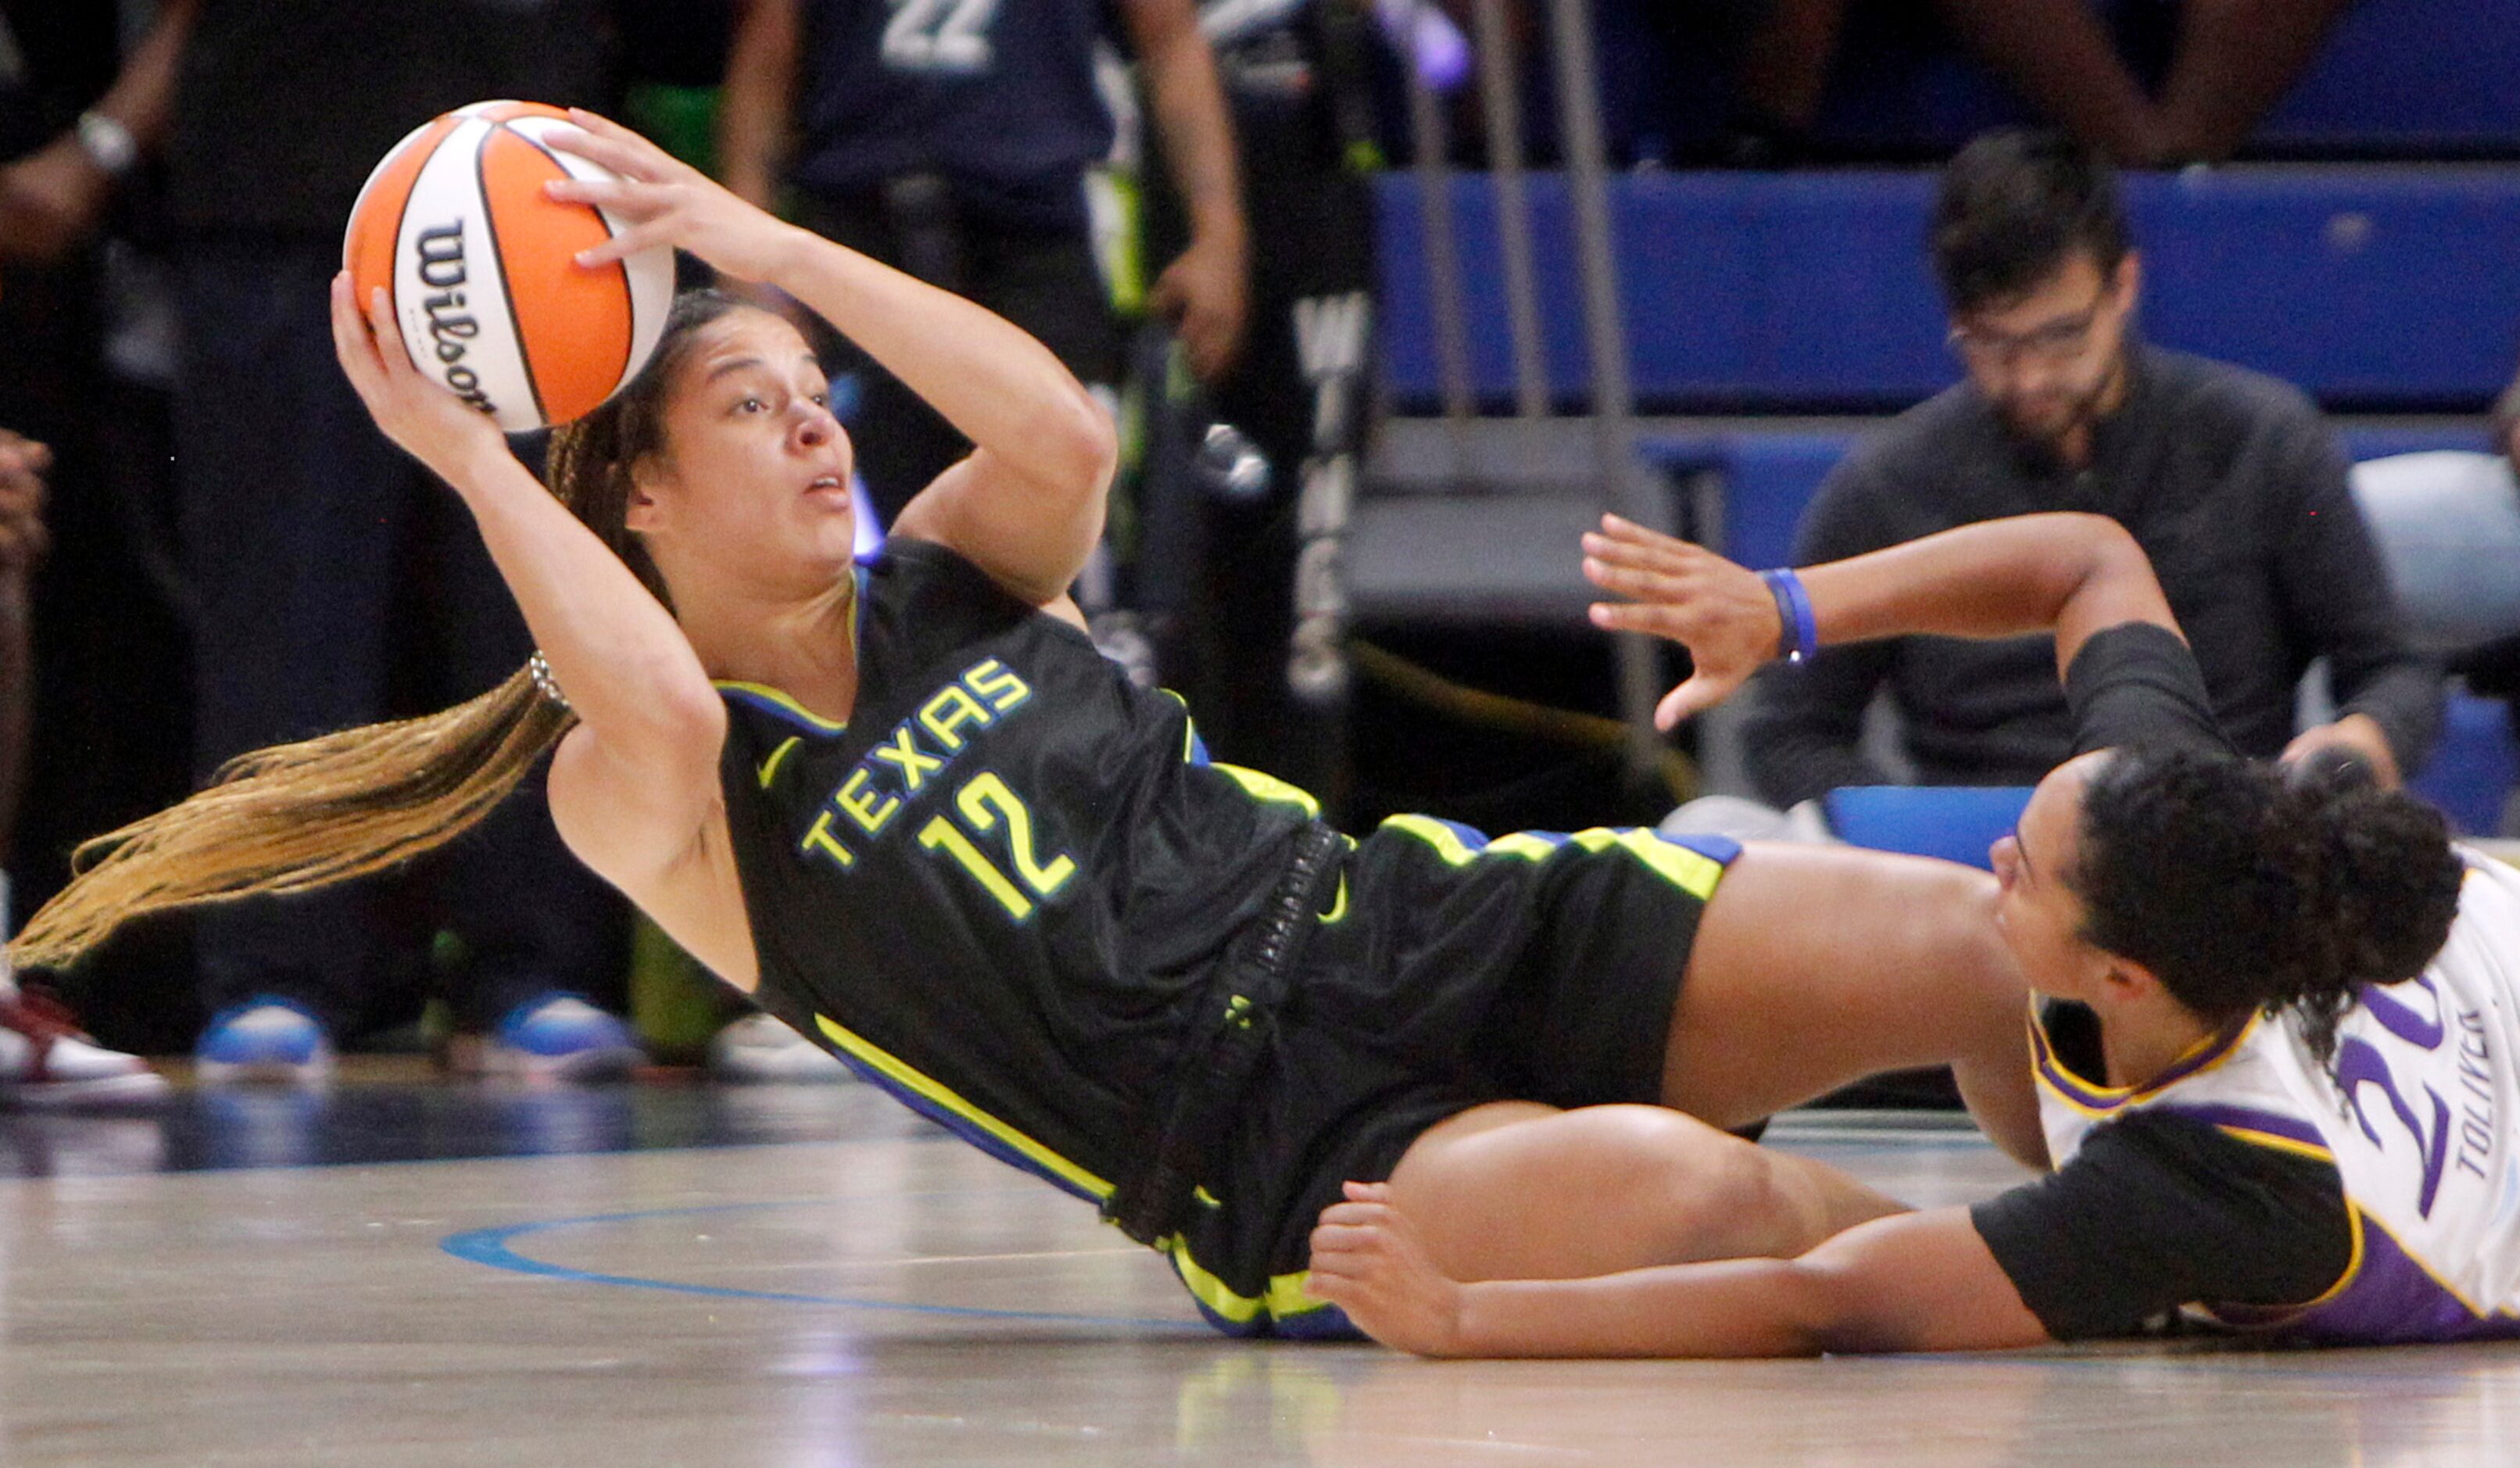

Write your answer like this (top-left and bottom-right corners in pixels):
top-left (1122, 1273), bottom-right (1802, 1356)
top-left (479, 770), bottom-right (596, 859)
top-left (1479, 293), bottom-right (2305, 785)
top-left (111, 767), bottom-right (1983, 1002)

top-left (1592, 1108), bottom-right (1799, 1260)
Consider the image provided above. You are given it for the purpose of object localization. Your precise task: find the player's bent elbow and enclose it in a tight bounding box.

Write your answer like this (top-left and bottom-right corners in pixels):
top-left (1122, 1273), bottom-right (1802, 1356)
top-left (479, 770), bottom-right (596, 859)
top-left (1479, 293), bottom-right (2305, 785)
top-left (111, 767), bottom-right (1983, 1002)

top-left (1038, 385), bottom-right (1120, 506)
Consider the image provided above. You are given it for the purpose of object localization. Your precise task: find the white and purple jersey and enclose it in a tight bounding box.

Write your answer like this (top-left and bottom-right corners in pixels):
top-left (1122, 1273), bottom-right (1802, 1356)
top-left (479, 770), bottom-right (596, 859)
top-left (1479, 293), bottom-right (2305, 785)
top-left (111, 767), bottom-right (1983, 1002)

top-left (2028, 850), bottom-right (2520, 1344)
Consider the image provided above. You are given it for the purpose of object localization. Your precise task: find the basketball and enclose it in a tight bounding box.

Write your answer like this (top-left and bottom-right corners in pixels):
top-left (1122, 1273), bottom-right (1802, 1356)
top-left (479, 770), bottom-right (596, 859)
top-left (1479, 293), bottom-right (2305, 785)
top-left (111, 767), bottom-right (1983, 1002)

top-left (342, 100), bottom-right (673, 433)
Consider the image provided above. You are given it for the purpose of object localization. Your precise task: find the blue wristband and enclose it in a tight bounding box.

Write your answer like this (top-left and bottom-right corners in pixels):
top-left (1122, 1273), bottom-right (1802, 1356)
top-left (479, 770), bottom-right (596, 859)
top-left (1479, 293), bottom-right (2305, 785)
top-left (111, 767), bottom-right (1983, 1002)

top-left (1758, 568), bottom-right (1820, 664)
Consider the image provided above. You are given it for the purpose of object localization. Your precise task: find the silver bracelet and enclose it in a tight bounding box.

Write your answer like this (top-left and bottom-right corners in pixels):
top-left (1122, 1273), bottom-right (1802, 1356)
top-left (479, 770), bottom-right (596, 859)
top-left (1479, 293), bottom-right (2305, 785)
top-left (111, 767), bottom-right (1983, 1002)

top-left (527, 650), bottom-right (572, 711)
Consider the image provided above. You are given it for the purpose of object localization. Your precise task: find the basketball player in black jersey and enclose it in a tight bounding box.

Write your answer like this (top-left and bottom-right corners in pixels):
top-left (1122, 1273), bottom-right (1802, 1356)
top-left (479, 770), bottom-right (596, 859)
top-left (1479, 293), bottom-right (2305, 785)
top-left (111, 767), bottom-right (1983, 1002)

top-left (16, 112), bottom-right (2038, 1337)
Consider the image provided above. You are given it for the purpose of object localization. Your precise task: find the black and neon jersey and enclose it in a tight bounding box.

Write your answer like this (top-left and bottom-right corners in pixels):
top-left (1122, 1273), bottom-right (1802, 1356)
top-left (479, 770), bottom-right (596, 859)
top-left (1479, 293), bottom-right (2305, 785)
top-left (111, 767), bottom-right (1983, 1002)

top-left (716, 537), bottom-right (1315, 1202)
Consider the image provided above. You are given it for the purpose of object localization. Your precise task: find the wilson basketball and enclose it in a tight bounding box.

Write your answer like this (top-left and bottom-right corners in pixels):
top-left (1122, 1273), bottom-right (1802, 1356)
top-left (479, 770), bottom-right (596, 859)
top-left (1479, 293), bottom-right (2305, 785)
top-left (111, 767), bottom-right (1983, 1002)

top-left (343, 100), bottom-right (672, 433)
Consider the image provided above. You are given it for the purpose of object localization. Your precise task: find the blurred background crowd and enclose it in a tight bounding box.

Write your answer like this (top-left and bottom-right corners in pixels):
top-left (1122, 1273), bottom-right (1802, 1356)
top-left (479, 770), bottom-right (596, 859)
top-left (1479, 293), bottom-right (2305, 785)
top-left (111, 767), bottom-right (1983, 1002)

top-left (0, 0), bottom-right (2514, 1097)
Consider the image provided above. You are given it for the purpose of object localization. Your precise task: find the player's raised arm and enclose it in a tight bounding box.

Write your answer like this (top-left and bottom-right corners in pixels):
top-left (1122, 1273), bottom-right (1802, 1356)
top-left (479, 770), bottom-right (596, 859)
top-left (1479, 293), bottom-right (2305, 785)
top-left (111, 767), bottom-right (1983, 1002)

top-left (546, 111), bottom-right (1118, 610)
top-left (1584, 510), bottom-right (2182, 728)
top-left (328, 274), bottom-right (727, 865)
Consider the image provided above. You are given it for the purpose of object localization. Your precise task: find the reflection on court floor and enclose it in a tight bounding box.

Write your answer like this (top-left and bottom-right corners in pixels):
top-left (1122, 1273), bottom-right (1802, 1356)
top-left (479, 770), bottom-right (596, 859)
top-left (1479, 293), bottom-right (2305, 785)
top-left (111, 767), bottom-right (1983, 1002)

top-left (0, 1075), bottom-right (2513, 1466)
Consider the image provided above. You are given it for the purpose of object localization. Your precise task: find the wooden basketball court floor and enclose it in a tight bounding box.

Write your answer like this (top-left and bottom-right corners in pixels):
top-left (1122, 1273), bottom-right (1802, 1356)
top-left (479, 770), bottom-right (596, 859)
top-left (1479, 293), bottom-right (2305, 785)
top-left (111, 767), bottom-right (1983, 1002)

top-left (0, 1070), bottom-right (2512, 1466)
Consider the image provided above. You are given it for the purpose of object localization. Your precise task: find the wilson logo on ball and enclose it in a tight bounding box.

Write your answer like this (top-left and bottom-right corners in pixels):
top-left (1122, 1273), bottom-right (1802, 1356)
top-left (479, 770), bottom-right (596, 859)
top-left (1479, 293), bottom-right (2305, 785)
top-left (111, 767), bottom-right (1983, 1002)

top-left (343, 100), bottom-right (671, 433)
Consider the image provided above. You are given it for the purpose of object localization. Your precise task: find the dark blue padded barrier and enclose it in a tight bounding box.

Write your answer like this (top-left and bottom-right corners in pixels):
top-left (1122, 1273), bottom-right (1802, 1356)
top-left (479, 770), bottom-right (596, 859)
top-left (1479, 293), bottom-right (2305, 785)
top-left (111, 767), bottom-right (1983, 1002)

top-left (2414, 691), bottom-right (2518, 837)
top-left (1588, 0), bottom-right (2520, 164)
top-left (2236, 0), bottom-right (2520, 156)
top-left (1638, 425), bottom-right (2490, 575)
top-left (1823, 786), bottom-right (2032, 871)
top-left (1377, 169), bottom-right (2520, 413)
top-left (1798, 0), bottom-right (2520, 159)
top-left (1825, 707), bottom-right (2511, 858)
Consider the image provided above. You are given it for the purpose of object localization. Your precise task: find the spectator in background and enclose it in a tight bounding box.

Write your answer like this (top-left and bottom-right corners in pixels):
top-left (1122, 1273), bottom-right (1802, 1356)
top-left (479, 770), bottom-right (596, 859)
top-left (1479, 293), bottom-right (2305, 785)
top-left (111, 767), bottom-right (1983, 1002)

top-left (2500, 362), bottom-right (2520, 469)
top-left (2448, 360), bottom-right (2520, 763)
top-left (0, 428), bottom-right (165, 1102)
top-left (1742, 128), bottom-right (2438, 810)
top-left (716, 0), bottom-right (1248, 525)
top-left (0, 2), bottom-right (181, 1096)
top-left (163, 1), bottom-right (637, 1083)
top-left (1731, 0), bottom-right (2357, 166)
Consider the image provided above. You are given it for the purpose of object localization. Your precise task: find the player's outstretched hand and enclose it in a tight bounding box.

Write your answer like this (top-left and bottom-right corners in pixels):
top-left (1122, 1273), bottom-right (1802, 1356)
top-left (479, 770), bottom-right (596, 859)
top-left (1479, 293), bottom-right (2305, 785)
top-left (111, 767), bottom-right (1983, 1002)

top-left (1306, 1181), bottom-right (1469, 1357)
top-left (1582, 514), bottom-right (1782, 729)
top-left (330, 273), bottom-right (508, 486)
top-left (542, 109), bottom-right (799, 285)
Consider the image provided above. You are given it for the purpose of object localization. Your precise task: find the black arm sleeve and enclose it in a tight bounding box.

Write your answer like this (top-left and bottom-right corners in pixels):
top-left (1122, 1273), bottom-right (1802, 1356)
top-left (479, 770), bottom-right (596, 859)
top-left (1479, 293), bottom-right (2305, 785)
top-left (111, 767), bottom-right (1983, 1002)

top-left (1969, 1110), bottom-right (2353, 1341)
top-left (2064, 623), bottom-right (2235, 759)
top-left (2268, 422), bottom-right (2443, 771)
top-left (1741, 460), bottom-right (1899, 806)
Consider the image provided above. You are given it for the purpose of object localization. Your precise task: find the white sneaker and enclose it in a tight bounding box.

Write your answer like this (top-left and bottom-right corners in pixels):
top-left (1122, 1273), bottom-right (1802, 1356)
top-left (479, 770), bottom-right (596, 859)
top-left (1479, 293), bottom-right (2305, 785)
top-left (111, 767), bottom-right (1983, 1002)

top-left (0, 988), bottom-right (171, 1106)
top-left (707, 1012), bottom-right (848, 1083)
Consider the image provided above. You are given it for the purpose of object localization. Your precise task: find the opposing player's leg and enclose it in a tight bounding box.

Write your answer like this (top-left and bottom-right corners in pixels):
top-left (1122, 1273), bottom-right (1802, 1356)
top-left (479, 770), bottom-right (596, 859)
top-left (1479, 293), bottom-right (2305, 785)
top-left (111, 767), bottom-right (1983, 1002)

top-left (1379, 1099), bottom-right (1906, 1282)
top-left (1664, 842), bottom-right (2042, 1165)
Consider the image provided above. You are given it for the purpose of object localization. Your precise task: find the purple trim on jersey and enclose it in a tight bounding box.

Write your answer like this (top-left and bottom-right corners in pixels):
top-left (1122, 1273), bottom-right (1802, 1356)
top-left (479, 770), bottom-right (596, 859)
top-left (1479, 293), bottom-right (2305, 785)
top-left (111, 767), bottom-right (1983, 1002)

top-left (2032, 1008), bottom-right (2253, 1113)
top-left (2153, 1102), bottom-right (2328, 1152)
top-left (2232, 1211), bottom-right (2520, 1346)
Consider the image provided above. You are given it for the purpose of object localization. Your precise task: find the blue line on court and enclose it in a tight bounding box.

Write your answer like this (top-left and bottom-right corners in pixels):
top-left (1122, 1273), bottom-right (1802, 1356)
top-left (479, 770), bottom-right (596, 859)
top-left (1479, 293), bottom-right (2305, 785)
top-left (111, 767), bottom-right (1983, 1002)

top-left (439, 1199), bottom-right (1206, 1331)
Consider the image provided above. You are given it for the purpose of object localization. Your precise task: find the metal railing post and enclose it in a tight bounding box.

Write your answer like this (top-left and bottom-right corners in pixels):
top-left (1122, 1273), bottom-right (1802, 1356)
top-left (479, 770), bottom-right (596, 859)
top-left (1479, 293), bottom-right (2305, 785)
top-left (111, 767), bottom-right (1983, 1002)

top-left (1469, 0), bottom-right (1548, 421)
top-left (1544, 0), bottom-right (1663, 784)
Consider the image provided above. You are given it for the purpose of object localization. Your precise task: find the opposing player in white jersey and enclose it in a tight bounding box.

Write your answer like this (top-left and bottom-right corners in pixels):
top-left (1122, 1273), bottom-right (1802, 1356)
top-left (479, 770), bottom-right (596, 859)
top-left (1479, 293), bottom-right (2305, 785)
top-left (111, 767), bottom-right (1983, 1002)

top-left (1310, 510), bottom-right (2519, 1355)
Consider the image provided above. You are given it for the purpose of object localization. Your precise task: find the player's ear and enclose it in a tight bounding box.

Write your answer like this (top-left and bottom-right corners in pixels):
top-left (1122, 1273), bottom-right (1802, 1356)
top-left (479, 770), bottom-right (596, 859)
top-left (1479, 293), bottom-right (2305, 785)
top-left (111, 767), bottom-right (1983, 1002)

top-left (624, 460), bottom-right (667, 535)
top-left (2099, 952), bottom-right (2165, 1005)
top-left (2110, 249), bottom-right (2142, 311)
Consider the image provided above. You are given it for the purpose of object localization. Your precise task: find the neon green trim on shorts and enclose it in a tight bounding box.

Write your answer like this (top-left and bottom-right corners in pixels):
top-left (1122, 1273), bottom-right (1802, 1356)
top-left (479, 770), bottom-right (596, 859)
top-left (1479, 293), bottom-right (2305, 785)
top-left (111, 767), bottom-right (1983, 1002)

top-left (813, 1013), bottom-right (1115, 1199)
top-left (1381, 815), bottom-right (1725, 899)
top-left (1212, 763), bottom-right (1323, 818)
top-left (1163, 1236), bottom-right (1330, 1325)
top-left (812, 1015), bottom-right (1323, 1327)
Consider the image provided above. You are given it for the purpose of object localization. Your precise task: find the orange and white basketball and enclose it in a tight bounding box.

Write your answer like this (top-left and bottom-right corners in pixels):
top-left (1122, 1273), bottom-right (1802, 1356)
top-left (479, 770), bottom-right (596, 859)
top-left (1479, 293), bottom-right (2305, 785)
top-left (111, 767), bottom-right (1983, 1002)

top-left (343, 101), bottom-right (672, 433)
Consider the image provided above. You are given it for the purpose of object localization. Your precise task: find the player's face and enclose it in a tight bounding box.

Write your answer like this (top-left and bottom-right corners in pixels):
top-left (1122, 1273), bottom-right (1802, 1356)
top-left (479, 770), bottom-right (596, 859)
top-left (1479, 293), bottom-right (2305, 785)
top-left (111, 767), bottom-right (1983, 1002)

top-left (1988, 753), bottom-right (2116, 999)
top-left (1949, 251), bottom-right (2136, 451)
top-left (632, 308), bottom-right (857, 593)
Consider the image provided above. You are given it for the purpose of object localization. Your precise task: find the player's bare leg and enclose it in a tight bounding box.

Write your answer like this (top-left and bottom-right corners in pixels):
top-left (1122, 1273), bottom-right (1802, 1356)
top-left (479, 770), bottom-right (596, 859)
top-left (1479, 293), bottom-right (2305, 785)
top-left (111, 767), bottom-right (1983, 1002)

top-left (1379, 1100), bottom-right (1906, 1282)
top-left (1665, 843), bottom-right (2042, 1165)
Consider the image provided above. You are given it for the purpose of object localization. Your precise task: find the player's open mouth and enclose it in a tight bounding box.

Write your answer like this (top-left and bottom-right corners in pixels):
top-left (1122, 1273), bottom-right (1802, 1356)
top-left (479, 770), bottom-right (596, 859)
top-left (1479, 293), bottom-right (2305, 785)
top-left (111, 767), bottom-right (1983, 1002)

top-left (807, 475), bottom-right (844, 493)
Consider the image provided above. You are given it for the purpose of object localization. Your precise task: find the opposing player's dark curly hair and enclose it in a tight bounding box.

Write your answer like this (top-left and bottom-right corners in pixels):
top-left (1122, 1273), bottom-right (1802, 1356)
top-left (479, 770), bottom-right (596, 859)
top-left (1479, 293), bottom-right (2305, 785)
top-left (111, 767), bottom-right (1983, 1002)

top-left (2068, 747), bottom-right (2465, 1072)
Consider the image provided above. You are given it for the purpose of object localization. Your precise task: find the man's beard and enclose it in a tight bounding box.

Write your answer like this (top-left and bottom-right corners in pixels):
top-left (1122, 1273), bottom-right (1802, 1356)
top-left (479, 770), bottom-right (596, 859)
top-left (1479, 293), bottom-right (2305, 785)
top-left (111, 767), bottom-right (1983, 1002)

top-left (1993, 351), bottom-right (2126, 458)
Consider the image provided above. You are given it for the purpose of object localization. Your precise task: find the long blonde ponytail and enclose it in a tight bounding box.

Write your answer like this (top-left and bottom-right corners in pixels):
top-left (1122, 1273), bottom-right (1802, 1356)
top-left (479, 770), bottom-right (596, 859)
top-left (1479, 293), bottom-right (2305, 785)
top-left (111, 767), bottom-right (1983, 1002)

top-left (9, 288), bottom-right (752, 972)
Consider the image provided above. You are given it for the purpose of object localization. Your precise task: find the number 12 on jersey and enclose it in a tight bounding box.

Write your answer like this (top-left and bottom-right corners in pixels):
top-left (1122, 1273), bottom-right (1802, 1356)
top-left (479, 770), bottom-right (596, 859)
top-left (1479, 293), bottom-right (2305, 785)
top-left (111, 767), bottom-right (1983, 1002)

top-left (919, 772), bottom-right (1076, 919)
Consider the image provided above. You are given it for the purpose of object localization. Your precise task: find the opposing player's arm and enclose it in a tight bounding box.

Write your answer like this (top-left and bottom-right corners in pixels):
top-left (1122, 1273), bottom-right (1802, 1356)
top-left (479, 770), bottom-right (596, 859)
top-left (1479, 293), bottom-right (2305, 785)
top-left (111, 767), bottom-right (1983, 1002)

top-left (1308, 1183), bottom-right (2050, 1358)
top-left (330, 275), bottom-right (728, 879)
top-left (1585, 511), bottom-right (2181, 727)
top-left (549, 112), bottom-right (1118, 609)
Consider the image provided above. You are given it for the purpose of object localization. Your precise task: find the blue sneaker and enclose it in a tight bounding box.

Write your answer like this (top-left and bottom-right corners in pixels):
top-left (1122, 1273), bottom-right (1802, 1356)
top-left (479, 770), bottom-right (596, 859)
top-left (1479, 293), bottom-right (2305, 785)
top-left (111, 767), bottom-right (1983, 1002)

top-left (195, 1000), bottom-right (335, 1086)
top-left (461, 995), bottom-right (645, 1083)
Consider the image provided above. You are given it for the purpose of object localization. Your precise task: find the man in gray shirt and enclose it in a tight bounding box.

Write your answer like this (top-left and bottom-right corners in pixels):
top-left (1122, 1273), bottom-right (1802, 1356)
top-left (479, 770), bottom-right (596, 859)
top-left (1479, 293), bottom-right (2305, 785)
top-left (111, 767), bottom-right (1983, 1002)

top-left (1745, 129), bottom-right (2439, 808)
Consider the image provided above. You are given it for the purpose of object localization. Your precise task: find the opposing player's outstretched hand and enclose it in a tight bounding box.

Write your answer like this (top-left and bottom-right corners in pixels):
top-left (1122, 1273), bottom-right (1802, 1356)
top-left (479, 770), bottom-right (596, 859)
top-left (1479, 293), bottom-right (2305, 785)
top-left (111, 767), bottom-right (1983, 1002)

top-left (542, 109), bottom-right (799, 285)
top-left (330, 273), bottom-right (507, 485)
top-left (1583, 514), bottom-right (1783, 729)
top-left (1306, 1182), bottom-right (1469, 1357)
